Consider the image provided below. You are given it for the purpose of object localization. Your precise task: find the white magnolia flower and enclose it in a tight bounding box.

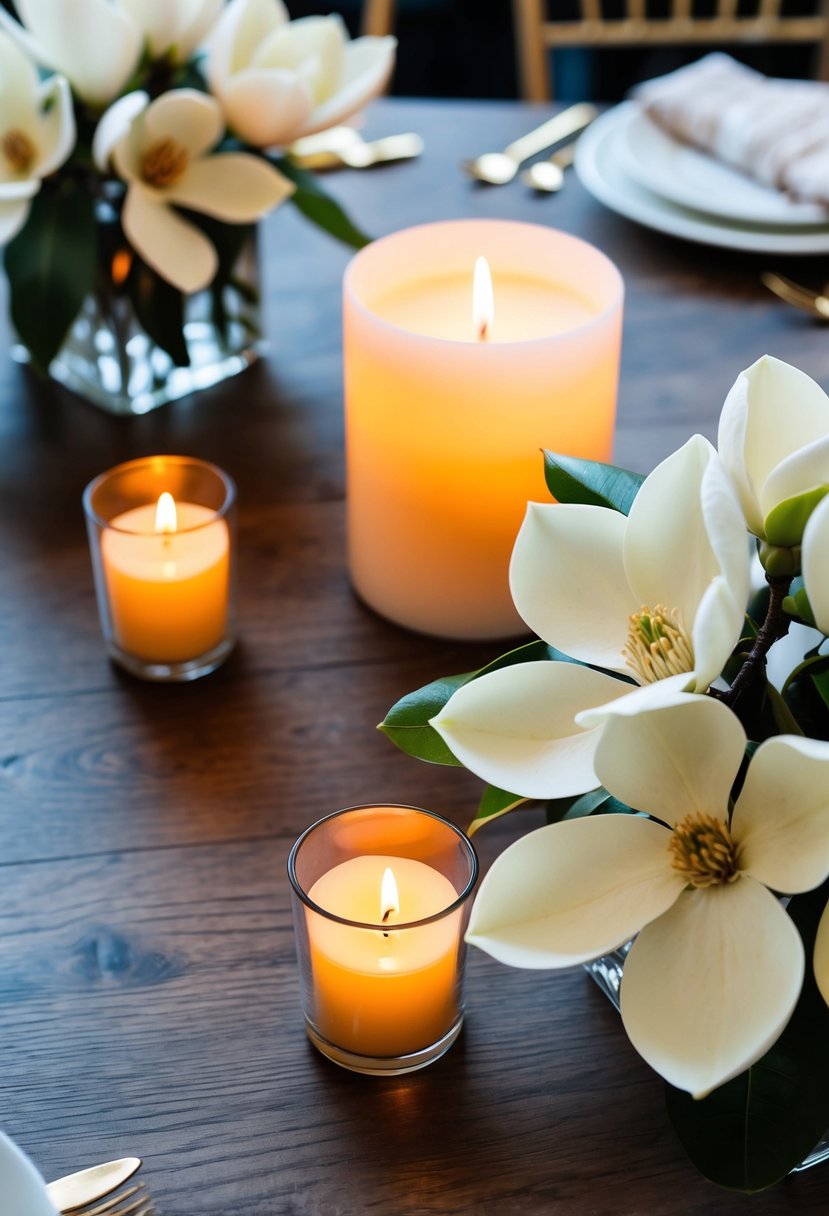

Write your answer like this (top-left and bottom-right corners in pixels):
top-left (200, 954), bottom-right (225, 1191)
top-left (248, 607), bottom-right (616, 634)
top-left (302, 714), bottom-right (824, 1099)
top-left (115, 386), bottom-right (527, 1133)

top-left (718, 355), bottom-right (829, 546)
top-left (93, 88), bottom-right (294, 293)
top-left (118, 0), bottom-right (224, 63)
top-left (815, 898), bottom-right (829, 1010)
top-left (467, 693), bottom-right (829, 1098)
top-left (0, 33), bottom-right (75, 244)
top-left (802, 492), bottom-right (829, 635)
top-left (206, 0), bottom-right (396, 147)
top-left (431, 435), bottom-right (750, 799)
top-left (0, 0), bottom-right (143, 106)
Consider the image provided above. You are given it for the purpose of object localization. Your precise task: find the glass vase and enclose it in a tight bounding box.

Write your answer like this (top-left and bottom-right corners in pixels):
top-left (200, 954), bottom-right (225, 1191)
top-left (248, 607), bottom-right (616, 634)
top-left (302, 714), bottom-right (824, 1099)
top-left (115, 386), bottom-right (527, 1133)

top-left (14, 207), bottom-right (263, 417)
top-left (584, 949), bottom-right (829, 1172)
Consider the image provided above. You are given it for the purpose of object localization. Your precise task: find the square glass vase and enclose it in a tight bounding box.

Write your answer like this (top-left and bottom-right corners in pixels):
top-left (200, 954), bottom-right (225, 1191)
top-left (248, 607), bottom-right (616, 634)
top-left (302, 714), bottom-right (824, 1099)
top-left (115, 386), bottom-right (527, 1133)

top-left (585, 947), bottom-right (829, 1173)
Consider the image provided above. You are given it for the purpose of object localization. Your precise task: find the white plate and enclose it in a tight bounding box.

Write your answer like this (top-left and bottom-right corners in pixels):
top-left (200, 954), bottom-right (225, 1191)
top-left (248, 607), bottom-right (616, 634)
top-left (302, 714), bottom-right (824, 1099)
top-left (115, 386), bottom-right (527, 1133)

top-left (0, 1131), bottom-right (57, 1216)
top-left (575, 103), bottom-right (829, 255)
top-left (621, 108), bottom-right (829, 226)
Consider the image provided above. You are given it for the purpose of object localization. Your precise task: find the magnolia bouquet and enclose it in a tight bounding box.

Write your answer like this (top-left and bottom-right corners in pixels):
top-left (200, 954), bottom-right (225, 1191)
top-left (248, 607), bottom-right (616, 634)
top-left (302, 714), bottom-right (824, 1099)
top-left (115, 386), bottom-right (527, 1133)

top-left (382, 355), bottom-right (829, 1192)
top-left (0, 0), bottom-right (394, 371)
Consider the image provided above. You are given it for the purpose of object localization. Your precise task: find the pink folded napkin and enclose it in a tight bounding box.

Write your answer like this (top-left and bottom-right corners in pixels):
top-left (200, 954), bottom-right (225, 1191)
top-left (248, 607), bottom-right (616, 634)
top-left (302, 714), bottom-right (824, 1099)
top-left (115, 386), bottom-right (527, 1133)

top-left (634, 53), bottom-right (829, 206)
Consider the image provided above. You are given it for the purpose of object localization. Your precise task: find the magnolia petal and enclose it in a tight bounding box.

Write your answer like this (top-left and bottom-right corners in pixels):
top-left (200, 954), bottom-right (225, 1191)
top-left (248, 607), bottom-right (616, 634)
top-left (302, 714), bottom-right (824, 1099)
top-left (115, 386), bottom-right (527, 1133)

top-left (718, 356), bottom-right (829, 538)
top-left (92, 91), bottom-right (149, 173)
top-left (591, 693), bottom-right (745, 826)
top-left (174, 0), bottom-right (226, 61)
top-left (118, 0), bottom-right (179, 57)
top-left (466, 815), bottom-right (684, 967)
top-left (431, 661), bottom-right (630, 800)
top-left (17, 0), bottom-right (142, 105)
top-left (803, 493), bottom-right (829, 635)
top-left (206, 0), bottom-right (288, 93)
top-left (0, 27), bottom-right (40, 103)
top-left (0, 194), bottom-right (33, 244)
top-left (253, 15), bottom-right (346, 102)
top-left (621, 879), bottom-right (804, 1098)
top-left (761, 434), bottom-right (829, 539)
top-left (734, 735), bottom-right (829, 892)
top-left (219, 68), bottom-right (314, 147)
top-left (509, 502), bottom-right (635, 673)
top-left (33, 76), bottom-right (76, 177)
top-left (295, 35), bottom-right (397, 138)
top-left (689, 576), bottom-right (745, 692)
top-left (625, 436), bottom-right (748, 644)
top-left (122, 186), bottom-right (217, 293)
top-left (0, 10), bottom-right (54, 75)
top-left (815, 899), bottom-right (829, 1010)
top-left (166, 153), bottom-right (294, 220)
top-left (575, 673), bottom-right (697, 729)
top-left (142, 89), bottom-right (222, 160)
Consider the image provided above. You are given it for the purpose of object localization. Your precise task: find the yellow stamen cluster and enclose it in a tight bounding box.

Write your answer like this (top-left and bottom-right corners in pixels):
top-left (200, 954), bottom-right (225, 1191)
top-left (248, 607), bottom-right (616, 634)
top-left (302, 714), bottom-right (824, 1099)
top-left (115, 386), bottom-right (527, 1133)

top-left (141, 138), bottom-right (189, 188)
top-left (668, 813), bottom-right (739, 889)
top-left (2, 129), bottom-right (35, 173)
top-left (622, 603), bottom-right (694, 684)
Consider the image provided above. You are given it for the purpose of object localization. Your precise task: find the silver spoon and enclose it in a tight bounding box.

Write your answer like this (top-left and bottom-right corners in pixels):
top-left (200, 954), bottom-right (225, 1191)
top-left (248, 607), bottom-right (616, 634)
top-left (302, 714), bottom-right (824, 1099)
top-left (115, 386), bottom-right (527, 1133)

top-left (463, 103), bottom-right (597, 185)
top-left (522, 142), bottom-right (577, 193)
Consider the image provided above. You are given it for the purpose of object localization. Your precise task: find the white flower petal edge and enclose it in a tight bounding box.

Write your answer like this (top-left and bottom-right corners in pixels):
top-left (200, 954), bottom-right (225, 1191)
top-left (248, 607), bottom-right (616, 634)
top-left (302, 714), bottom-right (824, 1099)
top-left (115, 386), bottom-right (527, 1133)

top-left (466, 815), bottom-right (686, 968)
top-left (294, 35), bottom-right (397, 139)
top-left (814, 899), bottom-right (829, 1010)
top-left (590, 691), bottom-right (746, 827)
top-left (118, 0), bottom-right (224, 62)
top-left (621, 880), bottom-right (804, 1098)
top-left (430, 661), bottom-right (631, 800)
top-left (92, 92), bottom-right (149, 173)
top-left (123, 184), bottom-right (218, 293)
top-left (218, 70), bottom-right (313, 148)
top-left (733, 734), bottom-right (829, 893)
top-left (14, 0), bottom-right (142, 105)
top-left (34, 76), bottom-right (76, 176)
top-left (166, 153), bottom-right (294, 221)
top-left (718, 355), bottom-right (829, 538)
top-left (509, 502), bottom-right (635, 673)
top-left (802, 490), bottom-right (829, 635)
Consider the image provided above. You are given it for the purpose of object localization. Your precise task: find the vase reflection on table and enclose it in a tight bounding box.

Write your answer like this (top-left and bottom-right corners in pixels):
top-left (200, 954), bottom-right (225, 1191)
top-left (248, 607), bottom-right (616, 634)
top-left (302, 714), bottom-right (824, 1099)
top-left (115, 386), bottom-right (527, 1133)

top-left (0, 0), bottom-right (395, 414)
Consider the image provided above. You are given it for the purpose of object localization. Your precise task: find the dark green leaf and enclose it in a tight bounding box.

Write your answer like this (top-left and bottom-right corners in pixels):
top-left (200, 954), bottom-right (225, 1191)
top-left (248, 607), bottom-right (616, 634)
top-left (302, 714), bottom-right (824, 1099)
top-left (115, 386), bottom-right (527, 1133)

top-left (5, 183), bottom-right (96, 373)
top-left (543, 451), bottom-right (644, 514)
top-left (378, 673), bottom-right (469, 765)
top-left (666, 879), bottom-right (829, 1192)
top-left (564, 788), bottom-right (634, 820)
top-left (469, 785), bottom-right (529, 834)
top-left (812, 669), bottom-right (829, 712)
top-left (274, 157), bottom-right (371, 249)
top-left (765, 682), bottom-right (805, 736)
top-left (128, 258), bottom-right (188, 366)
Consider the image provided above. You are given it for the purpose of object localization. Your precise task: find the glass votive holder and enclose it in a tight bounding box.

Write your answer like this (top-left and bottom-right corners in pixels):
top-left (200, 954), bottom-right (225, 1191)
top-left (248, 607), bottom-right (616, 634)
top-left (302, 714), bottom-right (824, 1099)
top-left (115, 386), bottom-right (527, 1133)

top-left (83, 455), bottom-right (237, 682)
top-left (289, 804), bottom-right (479, 1076)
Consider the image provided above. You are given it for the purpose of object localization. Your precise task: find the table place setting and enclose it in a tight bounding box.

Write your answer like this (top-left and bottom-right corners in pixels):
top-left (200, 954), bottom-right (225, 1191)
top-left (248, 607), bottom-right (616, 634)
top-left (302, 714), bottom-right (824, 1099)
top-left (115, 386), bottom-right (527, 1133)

top-left (1, 1130), bottom-right (153, 1216)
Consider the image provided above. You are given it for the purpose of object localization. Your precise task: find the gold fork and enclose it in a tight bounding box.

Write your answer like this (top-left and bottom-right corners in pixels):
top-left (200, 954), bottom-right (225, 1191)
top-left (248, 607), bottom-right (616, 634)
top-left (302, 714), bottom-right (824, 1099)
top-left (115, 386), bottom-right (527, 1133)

top-left (70, 1182), bottom-right (156, 1216)
top-left (761, 271), bottom-right (829, 320)
top-left (46, 1158), bottom-right (155, 1215)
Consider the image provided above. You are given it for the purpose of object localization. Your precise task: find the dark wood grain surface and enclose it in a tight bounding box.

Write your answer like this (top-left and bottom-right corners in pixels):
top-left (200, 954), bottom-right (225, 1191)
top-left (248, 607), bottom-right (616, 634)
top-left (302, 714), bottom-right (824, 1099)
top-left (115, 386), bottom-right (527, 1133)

top-left (3, 98), bottom-right (829, 1215)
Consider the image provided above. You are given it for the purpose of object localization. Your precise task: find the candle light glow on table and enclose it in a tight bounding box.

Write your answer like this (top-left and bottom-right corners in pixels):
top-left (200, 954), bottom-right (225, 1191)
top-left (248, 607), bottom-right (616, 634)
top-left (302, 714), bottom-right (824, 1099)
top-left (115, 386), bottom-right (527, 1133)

top-left (343, 220), bottom-right (624, 639)
top-left (101, 494), bottom-right (230, 664)
top-left (307, 855), bottom-right (461, 1058)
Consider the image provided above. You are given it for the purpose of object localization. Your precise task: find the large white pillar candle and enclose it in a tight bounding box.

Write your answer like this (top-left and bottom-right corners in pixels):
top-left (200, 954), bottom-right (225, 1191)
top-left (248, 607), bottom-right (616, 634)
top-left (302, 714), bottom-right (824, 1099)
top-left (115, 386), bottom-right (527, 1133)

top-left (343, 220), bottom-right (624, 639)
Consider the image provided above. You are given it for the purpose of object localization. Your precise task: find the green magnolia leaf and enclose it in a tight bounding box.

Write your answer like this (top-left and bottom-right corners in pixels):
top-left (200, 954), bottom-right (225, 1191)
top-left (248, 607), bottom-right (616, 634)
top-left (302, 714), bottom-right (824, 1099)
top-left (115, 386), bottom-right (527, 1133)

top-left (543, 451), bottom-right (644, 514)
top-left (764, 486), bottom-right (828, 548)
top-left (665, 879), bottom-right (829, 1192)
top-left (812, 668), bottom-right (829, 712)
top-left (468, 785), bottom-right (529, 835)
top-left (129, 258), bottom-right (189, 367)
top-left (782, 653), bottom-right (829, 741)
top-left (274, 157), bottom-right (370, 249)
top-left (4, 183), bottom-right (97, 373)
top-left (378, 673), bottom-right (469, 766)
top-left (783, 585), bottom-right (817, 628)
top-left (764, 682), bottom-right (805, 736)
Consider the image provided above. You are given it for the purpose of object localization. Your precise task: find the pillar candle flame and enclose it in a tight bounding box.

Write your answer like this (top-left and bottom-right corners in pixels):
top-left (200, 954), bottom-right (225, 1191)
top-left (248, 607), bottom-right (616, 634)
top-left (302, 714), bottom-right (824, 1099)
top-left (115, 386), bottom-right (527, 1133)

top-left (380, 866), bottom-right (399, 924)
top-left (154, 491), bottom-right (177, 535)
top-left (473, 255), bottom-right (494, 342)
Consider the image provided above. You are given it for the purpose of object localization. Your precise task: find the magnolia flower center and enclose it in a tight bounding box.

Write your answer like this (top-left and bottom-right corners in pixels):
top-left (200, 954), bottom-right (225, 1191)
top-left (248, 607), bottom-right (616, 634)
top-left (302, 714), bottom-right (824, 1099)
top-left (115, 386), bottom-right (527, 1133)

top-left (141, 138), bottom-right (189, 188)
top-left (2, 129), bottom-right (35, 173)
top-left (622, 604), bottom-right (694, 684)
top-left (669, 813), bottom-right (739, 889)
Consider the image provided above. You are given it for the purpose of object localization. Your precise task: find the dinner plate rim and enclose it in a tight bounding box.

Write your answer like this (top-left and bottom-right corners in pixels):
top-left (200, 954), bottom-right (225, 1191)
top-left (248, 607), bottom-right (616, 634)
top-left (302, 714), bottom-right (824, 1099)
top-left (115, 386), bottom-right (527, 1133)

top-left (574, 103), bottom-right (829, 256)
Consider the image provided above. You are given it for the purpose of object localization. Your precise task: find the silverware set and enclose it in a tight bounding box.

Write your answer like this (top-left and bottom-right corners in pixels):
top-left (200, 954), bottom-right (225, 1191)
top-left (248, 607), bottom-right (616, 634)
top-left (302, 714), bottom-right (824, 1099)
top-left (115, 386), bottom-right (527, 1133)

top-left (46, 1158), bottom-right (156, 1215)
top-left (462, 102), bottom-right (597, 192)
top-left (289, 125), bottom-right (423, 171)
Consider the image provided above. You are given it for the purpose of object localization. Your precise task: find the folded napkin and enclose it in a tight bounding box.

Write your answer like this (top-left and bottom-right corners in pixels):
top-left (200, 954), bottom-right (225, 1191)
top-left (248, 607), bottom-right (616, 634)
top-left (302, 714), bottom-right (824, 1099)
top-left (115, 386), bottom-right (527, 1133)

top-left (0, 1130), bottom-right (59, 1216)
top-left (634, 53), bottom-right (829, 206)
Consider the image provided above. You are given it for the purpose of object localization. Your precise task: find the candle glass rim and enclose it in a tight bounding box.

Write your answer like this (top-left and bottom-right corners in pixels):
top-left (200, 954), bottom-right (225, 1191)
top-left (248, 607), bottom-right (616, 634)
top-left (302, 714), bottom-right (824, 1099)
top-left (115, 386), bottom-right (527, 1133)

top-left (343, 218), bottom-right (624, 350)
top-left (82, 454), bottom-right (237, 536)
top-left (288, 803), bottom-right (479, 931)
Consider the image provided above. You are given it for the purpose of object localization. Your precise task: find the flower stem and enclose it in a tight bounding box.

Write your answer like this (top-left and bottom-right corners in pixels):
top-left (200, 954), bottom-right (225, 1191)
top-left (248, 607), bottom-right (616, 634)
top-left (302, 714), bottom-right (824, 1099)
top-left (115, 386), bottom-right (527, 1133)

top-left (718, 575), bottom-right (792, 731)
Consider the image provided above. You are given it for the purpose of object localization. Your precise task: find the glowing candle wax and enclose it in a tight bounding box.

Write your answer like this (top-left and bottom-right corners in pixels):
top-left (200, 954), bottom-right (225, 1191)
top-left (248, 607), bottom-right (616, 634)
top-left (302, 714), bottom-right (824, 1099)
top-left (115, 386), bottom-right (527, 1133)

top-left (307, 855), bottom-right (461, 1058)
top-left (101, 492), bottom-right (230, 664)
top-left (343, 219), bottom-right (624, 639)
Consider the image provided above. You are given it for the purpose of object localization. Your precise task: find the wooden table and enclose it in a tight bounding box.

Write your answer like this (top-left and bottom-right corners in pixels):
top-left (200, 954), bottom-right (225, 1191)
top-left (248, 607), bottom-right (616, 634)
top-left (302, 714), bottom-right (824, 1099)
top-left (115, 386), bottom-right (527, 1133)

top-left (2, 98), bottom-right (828, 1216)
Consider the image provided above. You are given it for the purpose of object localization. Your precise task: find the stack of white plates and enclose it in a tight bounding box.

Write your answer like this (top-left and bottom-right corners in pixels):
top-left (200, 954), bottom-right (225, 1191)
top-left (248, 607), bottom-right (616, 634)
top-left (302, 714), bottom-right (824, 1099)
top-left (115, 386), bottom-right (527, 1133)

top-left (575, 102), bottom-right (829, 255)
